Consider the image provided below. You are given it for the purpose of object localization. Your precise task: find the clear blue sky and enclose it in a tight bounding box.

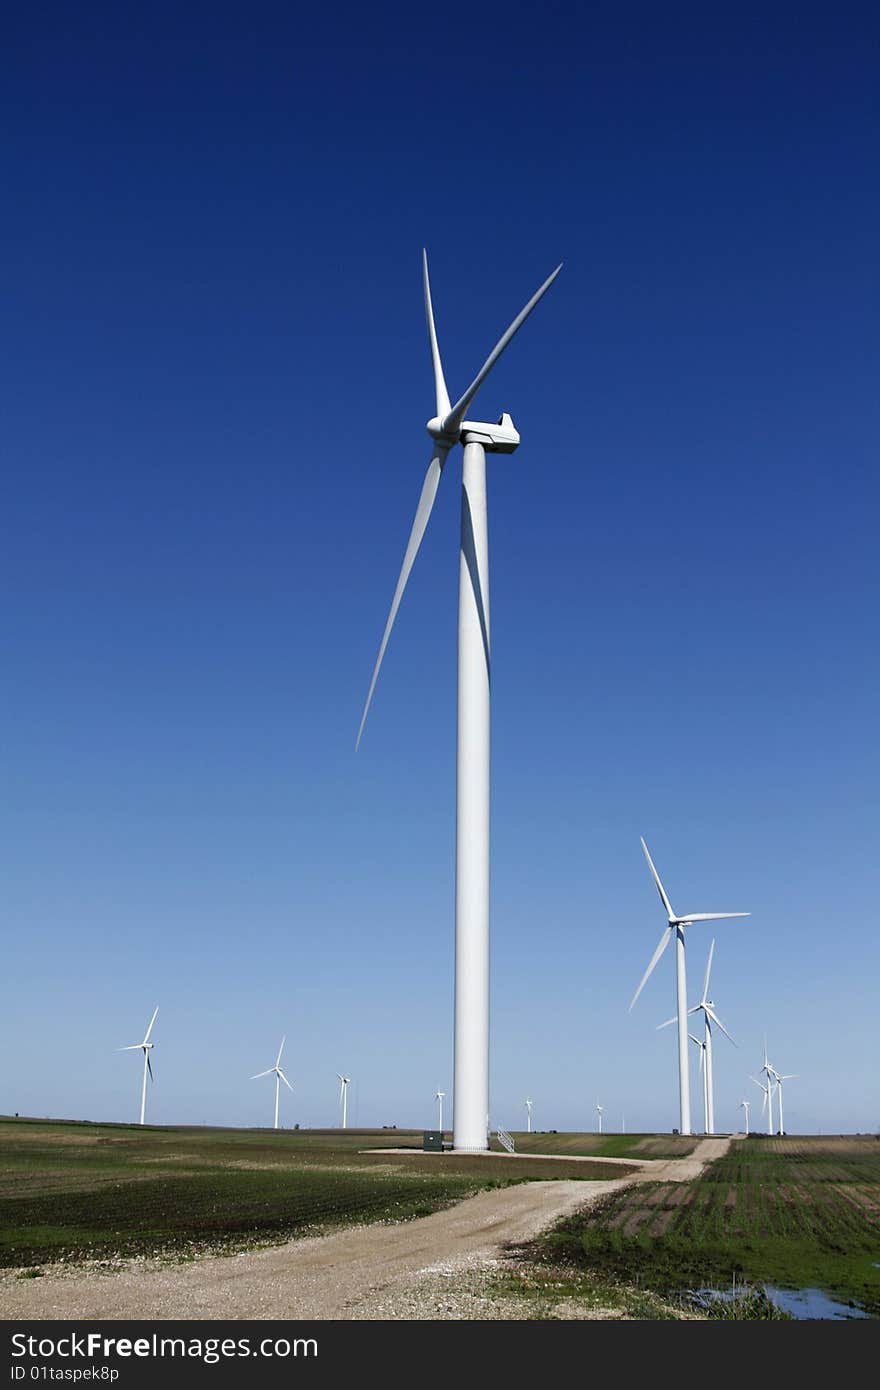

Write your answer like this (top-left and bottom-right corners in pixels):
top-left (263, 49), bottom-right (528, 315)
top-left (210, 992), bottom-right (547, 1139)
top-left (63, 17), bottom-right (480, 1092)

top-left (3, 4), bottom-right (878, 1136)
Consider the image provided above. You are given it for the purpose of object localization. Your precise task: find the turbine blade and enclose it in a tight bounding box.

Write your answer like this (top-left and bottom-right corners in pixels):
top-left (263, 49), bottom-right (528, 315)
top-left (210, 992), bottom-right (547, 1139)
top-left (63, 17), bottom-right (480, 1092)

top-left (656, 1015), bottom-right (678, 1030)
top-left (278, 1068), bottom-right (294, 1092)
top-left (628, 924), bottom-right (672, 1011)
top-left (142, 1006), bottom-right (159, 1044)
top-left (356, 445), bottom-right (450, 749)
top-left (251, 1069), bottom-right (273, 1079)
top-left (705, 1005), bottom-right (736, 1046)
top-left (640, 838), bottom-right (675, 919)
top-left (276, 1036), bottom-right (286, 1068)
top-left (119, 1045), bottom-right (141, 1051)
top-left (678, 913), bottom-right (750, 923)
top-left (423, 250), bottom-right (450, 419)
top-left (702, 939), bottom-right (715, 1002)
top-left (441, 263), bottom-right (562, 434)
top-left (147, 1054), bottom-right (154, 1082)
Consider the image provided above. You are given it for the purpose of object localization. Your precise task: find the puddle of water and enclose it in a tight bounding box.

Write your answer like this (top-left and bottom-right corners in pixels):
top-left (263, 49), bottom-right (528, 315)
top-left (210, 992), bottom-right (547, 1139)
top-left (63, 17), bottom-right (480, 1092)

top-left (687, 1283), bottom-right (870, 1320)
top-left (765, 1285), bottom-right (870, 1320)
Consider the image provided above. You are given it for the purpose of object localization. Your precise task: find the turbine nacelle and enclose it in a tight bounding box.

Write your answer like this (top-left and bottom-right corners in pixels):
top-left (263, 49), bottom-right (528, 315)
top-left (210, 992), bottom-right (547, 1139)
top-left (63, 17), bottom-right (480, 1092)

top-left (426, 412), bottom-right (521, 453)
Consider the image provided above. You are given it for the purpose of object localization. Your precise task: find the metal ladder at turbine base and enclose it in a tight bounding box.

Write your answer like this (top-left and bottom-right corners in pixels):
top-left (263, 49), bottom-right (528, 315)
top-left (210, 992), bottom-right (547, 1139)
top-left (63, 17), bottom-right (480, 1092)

top-left (495, 1128), bottom-right (516, 1154)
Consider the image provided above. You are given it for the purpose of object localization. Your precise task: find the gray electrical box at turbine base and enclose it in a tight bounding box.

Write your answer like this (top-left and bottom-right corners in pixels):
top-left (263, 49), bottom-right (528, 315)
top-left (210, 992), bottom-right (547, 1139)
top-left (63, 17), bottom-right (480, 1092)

top-left (423, 1131), bottom-right (444, 1152)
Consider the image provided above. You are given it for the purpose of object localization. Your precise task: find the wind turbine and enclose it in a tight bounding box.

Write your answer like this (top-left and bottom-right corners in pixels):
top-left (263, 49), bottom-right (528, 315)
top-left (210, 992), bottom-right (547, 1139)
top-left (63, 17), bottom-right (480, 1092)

top-left (525, 1098), bottom-right (533, 1133)
top-left (337, 1074), bottom-right (351, 1129)
top-left (357, 252), bottom-right (562, 1153)
top-left (751, 1073), bottom-right (776, 1135)
top-left (759, 1040), bottom-right (778, 1134)
top-left (435, 1090), bottom-right (445, 1132)
top-left (119, 1006), bottom-right (158, 1125)
top-left (691, 1032), bottom-right (710, 1134)
top-left (657, 939), bottom-right (736, 1135)
top-left (771, 1070), bottom-right (798, 1135)
top-left (739, 1098), bottom-right (750, 1135)
top-left (595, 1102), bottom-right (604, 1134)
top-left (629, 838), bottom-right (749, 1134)
top-left (250, 1036), bottom-right (293, 1129)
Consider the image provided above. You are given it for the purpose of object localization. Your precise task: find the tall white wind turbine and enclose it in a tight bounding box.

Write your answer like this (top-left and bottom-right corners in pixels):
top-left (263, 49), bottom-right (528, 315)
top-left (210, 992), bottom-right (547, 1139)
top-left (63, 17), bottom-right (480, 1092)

top-left (337, 1074), bottom-right (351, 1129)
top-left (595, 1102), bottom-right (604, 1134)
top-left (657, 938), bottom-right (736, 1135)
top-left (119, 1006), bottom-right (158, 1125)
top-left (357, 252), bottom-right (562, 1152)
top-left (435, 1090), bottom-right (445, 1132)
top-left (739, 1098), bottom-right (750, 1135)
top-left (525, 1098), bottom-right (533, 1133)
top-left (250, 1036), bottom-right (293, 1130)
top-left (629, 838), bottom-right (749, 1135)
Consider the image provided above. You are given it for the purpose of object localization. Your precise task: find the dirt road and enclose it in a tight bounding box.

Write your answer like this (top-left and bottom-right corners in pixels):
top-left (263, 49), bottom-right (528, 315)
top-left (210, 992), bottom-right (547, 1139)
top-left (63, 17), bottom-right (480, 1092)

top-left (0, 1137), bottom-right (731, 1320)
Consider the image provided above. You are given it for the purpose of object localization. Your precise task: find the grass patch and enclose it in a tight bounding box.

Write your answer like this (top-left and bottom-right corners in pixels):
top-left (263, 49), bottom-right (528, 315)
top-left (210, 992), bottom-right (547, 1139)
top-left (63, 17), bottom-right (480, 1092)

top-left (525, 1135), bottom-right (880, 1317)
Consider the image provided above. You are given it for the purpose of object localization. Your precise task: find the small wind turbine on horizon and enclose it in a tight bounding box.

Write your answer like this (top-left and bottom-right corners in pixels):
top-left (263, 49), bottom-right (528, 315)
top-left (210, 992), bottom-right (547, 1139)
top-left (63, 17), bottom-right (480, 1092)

top-left (119, 1006), bottom-right (158, 1126)
top-left (525, 1098), bottom-right (533, 1133)
top-left (356, 251), bottom-right (562, 1153)
top-left (250, 1036), bottom-right (293, 1129)
top-left (595, 1102), bottom-right (604, 1134)
top-left (739, 1098), bottom-right (751, 1135)
top-left (657, 938), bottom-right (735, 1135)
top-left (337, 1074), bottom-right (351, 1129)
top-left (629, 838), bottom-right (749, 1135)
top-left (435, 1090), bottom-right (445, 1132)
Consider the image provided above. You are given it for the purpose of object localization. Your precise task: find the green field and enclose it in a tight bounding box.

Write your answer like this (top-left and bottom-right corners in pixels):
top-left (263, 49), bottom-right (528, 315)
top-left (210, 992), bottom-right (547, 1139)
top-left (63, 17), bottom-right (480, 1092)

top-left (0, 1118), bottom-right (636, 1269)
top-left (529, 1135), bottom-right (880, 1316)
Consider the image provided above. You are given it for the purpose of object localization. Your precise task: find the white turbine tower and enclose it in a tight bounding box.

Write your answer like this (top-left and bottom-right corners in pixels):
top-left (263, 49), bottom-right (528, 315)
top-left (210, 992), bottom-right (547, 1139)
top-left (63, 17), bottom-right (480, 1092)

top-left (435, 1090), bottom-right (445, 1132)
top-left (739, 1098), bottom-right (750, 1135)
top-left (525, 1098), bottom-right (533, 1132)
top-left (357, 252), bottom-right (562, 1153)
top-left (657, 939), bottom-right (735, 1135)
top-left (629, 838), bottom-right (749, 1135)
top-left (337, 1074), bottom-right (351, 1129)
top-left (250, 1036), bottom-right (293, 1129)
top-left (119, 1006), bottom-right (158, 1126)
top-left (595, 1102), bottom-right (604, 1134)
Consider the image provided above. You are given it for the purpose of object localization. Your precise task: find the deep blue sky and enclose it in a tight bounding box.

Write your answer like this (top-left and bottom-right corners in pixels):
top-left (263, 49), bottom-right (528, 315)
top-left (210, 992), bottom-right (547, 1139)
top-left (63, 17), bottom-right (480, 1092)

top-left (4, 5), bottom-right (878, 1135)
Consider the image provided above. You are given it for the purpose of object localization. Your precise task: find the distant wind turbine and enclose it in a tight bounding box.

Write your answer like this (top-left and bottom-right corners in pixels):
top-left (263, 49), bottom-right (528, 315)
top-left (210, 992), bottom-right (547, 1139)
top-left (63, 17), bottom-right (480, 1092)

top-left (629, 838), bottom-right (749, 1134)
top-left (770, 1069), bottom-right (798, 1136)
top-left (751, 1072), bottom-right (776, 1135)
top-left (691, 1032), bottom-right (710, 1134)
top-left (119, 1006), bottom-right (158, 1126)
top-left (739, 1098), bottom-right (750, 1135)
top-left (337, 1073), bottom-right (351, 1129)
top-left (250, 1036), bottom-right (293, 1129)
top-left (759, 1040), bottom-right (778, 1133)
top-left (657, 938), bottom-right (735, 1135)
top-left (356, 251), bottom-right (562, 1153)
top-left (595, 1102), bottom-right (604, 1134)
top-left (435, 1090), bottom-right (445, 1132)
top-left (525, 1098), bottom-right (533, 1132)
